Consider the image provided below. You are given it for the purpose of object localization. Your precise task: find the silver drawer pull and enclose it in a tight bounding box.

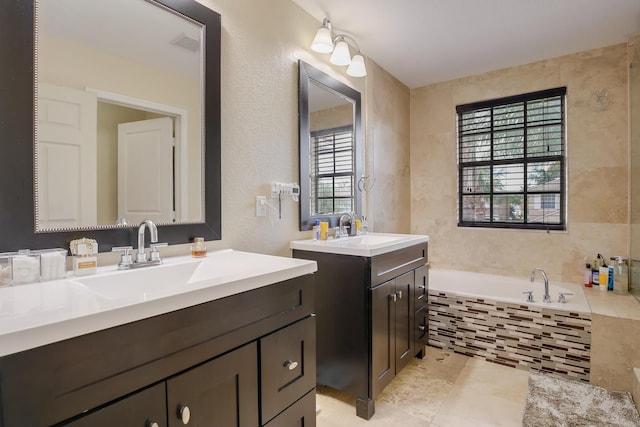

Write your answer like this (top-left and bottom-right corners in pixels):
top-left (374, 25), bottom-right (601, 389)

top-left (396, 290), bottom-right (402, 299)
top-left (284, 360), bottom-right (299, 370)
top-left (147, 421), bottom-right (159, 427)
top-left (178, 405), bottom-right (191, 425)
top-left (418, 325), bottom-right (426, 331)
top-left (418, 285), bottom-right (426, 290)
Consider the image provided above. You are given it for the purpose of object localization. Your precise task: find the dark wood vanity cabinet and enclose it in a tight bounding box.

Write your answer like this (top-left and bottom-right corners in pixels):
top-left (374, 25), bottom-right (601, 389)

top-left (293, 242), bottom-right (428, 420)
top-left (0, 275), bottom-right (316, 427)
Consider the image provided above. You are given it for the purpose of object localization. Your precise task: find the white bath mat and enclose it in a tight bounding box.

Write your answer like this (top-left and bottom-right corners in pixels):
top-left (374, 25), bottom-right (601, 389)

top-left (522, 371), bottom-right (640, 427)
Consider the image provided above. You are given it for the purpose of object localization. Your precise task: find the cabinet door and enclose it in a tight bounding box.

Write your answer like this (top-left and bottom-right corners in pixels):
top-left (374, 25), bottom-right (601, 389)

top-left (166, 342), bottom-right (258, 427)
top-left (395, 271), bottom-right (414, 374)
top-left (371, 279), bottom-right (395, 398)
top-left (61, 382), bottom-right (166, 427)
top-left (261, 316), bottom-right (316, 424)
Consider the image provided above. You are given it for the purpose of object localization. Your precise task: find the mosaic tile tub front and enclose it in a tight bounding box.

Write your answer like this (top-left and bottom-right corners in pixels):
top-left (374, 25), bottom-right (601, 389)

top-left (428, 291), bottom-right (592, 382)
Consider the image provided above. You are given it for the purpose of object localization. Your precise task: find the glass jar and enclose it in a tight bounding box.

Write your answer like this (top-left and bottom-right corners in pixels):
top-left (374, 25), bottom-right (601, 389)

top-left (191, 237), bottom-right (207, 257)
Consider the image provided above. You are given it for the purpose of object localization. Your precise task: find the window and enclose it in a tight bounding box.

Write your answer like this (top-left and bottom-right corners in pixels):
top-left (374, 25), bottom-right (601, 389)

top-left (310, 125), bottom-right (355, 215)
top-left (457, 87), bottom-right (566, 230)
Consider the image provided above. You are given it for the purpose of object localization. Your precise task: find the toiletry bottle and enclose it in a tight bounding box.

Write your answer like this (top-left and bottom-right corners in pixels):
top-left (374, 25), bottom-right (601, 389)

top-left (584, 263), bottom-right (592, 287)
top-left (320, 222), bottom-right (329, 240)
top-left (355, 219), bottom-right (362, 236)
top-left (360, 217), bottom-right (368, 235)
top-left (313, 219), bottom-right (320, 241)
top-left (607, 265), bottom-right (615, 291)
top-left (191, 237), bottom-right (207, 257)
top-left (599, 266), bottom-right (608, 291)
top-left (70, 238), bottom-right (98, 276)
top-left (592, 268), bottom-right (599, 286)
top-left (612, 256), bottom-right (629, 294)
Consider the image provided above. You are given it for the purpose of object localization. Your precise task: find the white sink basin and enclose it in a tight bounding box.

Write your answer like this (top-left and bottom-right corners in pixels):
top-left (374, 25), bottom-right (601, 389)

top-left (290, 232), bottom-right (428, 257)
top-left (75, 258), bottom-right (203, 300)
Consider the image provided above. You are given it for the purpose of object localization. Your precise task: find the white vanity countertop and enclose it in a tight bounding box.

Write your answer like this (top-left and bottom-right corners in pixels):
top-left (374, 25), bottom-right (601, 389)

top-left (0, 249), bottom-right (317, 357)
top-left (290, 232), bottom-right (429, 257)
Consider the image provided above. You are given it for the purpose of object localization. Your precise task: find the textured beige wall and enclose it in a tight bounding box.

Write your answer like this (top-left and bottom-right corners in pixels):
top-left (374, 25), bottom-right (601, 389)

top-left (630, 36), bottom-right (640, 266)
top-left (191, 0), bottom-right (368, 256)
top-left (365, 60), bottom-right (411, 233)
top-left (410, 44), bottom-right (630, 283)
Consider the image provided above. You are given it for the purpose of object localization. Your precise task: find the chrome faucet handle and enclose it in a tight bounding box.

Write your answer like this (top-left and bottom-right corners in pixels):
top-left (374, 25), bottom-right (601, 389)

top-left (112, 246), bottom-right (134, 269)
top-left (557, 292), bottom-right (574, 303)
top-left (149, 242), bottom-right (168, 262)
top-left (522, 291), bottom-right (534, 303)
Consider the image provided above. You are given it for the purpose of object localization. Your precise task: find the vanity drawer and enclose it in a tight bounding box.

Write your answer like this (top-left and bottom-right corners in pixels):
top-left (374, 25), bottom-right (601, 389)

top-left (260, 316), bottom-right (316, 423)
top-left (370, 243), bottom-right (427, 287)
top-left (415, 306), bottom-right (428, 348)
top-left (263, 390), bottom-right (316, 427)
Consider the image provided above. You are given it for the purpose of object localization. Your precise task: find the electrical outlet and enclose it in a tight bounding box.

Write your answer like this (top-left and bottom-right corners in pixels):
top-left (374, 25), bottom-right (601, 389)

top-left (256, 196), bottom-right (267, 217)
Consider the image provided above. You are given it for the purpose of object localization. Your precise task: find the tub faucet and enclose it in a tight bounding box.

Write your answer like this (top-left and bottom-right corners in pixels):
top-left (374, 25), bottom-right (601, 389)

top-left (530, 267), bottom-right (551, 303)
top-left (137, 219), bottom-right (158, 263)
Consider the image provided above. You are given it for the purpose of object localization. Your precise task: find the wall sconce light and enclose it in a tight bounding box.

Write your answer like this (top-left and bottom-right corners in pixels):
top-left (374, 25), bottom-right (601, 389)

top-left (310, 18), bottom-right (367, 77)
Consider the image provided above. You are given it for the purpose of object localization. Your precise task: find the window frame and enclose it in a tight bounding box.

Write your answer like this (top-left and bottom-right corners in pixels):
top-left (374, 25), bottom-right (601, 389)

top-left (456, 87), bottom-right (567, 231)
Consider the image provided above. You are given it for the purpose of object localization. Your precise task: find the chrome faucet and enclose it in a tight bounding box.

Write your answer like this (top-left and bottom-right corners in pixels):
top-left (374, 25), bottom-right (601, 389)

top-left (137, 219), bottom-right (158, 263)
top-left (111, 219), bottom-right (166, 269)
top-left (530, 267), bottom-right (551, 303)
top-left (338, 212), bottom-right (355, 238)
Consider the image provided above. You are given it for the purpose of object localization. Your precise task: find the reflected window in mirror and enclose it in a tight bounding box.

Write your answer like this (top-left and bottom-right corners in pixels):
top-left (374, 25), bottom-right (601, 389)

top-left (310, 126), bottom-right (355, 214)
top-left (298, 61), bottom-right (362, 231)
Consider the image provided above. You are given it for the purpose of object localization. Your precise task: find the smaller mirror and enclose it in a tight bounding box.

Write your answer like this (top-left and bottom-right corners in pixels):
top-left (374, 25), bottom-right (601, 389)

top-left (298, 61), bottom-right (363, 231)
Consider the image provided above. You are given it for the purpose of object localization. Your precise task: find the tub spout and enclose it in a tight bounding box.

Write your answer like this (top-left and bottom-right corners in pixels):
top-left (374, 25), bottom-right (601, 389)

top-left (530, 267), bottom-right (551, 303)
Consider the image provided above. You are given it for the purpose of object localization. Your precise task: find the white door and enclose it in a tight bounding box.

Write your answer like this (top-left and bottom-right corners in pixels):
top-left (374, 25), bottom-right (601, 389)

top-left (118, 117), bottom-right (174, 224)
top-left (37, 83), bottom-right (97, 229)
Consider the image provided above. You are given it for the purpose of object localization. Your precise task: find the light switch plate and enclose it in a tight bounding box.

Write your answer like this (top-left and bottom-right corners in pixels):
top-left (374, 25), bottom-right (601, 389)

top-left (256, 196), bottom-right (267, 217)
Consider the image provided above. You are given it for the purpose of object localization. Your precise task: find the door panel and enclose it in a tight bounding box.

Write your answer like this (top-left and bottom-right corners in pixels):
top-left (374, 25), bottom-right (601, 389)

top-left (371, 279), bottom-right (395, 399)
top-left (38, 83), bottom-right (97, 228)
top-left (166, 342), bottom-right (259, 427)
top-left (118, 117), bottom-right (174, 224)
top-left (395, 271), bottom-right (414, 373)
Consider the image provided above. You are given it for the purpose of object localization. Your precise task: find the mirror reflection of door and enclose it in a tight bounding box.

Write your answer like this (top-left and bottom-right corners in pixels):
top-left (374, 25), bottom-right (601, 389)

top-left (37, 83), bottom-right (97, 229)
top-left (117, 117), bottom-right (174, 225)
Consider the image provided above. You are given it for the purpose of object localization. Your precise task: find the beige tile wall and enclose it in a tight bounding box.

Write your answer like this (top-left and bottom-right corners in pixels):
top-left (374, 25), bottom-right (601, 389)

top-left (410, 44), bottom-right (630, 283)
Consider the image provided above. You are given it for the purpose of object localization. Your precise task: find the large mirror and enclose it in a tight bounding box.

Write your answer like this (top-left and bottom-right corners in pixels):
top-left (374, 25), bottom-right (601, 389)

top-left (37, 0), bottom-right (204, 230)
top-left (298, 61), bottom-right (363, 231)
top-left (0, 0), bottom-right (221, 252)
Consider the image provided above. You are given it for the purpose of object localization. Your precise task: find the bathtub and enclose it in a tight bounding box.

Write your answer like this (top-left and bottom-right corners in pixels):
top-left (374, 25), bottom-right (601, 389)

top-left (427, 269), bottom-right (592, 382)
top-left (429, 269), bottom-right (591, 314)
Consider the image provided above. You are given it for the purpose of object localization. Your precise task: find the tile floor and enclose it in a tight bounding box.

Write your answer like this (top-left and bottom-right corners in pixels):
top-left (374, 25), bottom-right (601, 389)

top-left (316, 346), bottom-right (530, 426)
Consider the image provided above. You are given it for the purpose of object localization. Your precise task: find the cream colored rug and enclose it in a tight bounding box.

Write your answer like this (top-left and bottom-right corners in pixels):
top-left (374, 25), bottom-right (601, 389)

top-left (522, 371), bottom-right (640, 427)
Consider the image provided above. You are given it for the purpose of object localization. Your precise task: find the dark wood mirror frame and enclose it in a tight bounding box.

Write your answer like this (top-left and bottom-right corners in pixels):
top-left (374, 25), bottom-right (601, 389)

top-left (298, 60), bottom-right (363, 231)
top-left (0, 0), bottom-right (221, 253)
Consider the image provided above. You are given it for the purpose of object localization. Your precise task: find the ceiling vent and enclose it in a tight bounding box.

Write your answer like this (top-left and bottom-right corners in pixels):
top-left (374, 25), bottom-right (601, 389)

top-left (170, 33), bottom-right (200, 53)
